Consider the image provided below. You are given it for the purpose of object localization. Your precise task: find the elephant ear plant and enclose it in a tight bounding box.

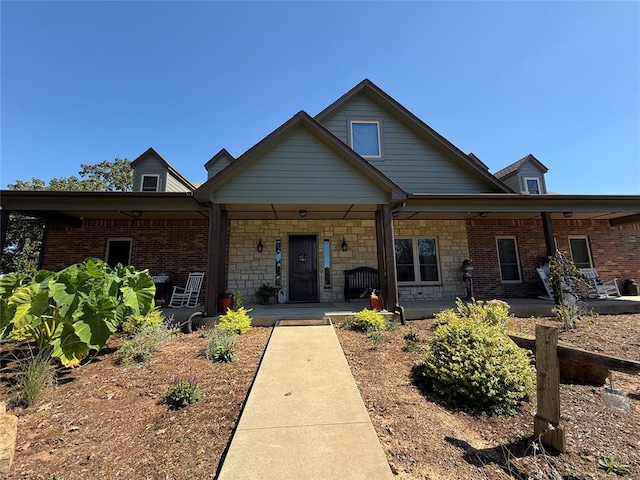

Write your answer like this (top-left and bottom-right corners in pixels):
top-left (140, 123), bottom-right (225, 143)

top-left (0, 258), bottom-right (155, 367)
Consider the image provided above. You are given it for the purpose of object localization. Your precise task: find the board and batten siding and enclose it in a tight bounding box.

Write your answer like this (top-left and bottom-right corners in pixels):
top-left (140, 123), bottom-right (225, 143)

top-left (321, 94), bottom-right (494, 194)
top-left (212, 127), bottom-right (389, 204)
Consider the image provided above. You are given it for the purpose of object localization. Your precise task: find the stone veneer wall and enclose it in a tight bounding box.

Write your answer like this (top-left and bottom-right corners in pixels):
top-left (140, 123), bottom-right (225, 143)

top-left (227, 219), bottom-right (469, 303)
top-left (393, 220), bottom-right (470, 301)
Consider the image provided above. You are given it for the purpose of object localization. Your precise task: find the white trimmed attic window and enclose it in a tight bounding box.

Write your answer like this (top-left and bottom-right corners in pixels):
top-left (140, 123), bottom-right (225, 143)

top-left (350, 121), bottom-right (381, 157)
top-left (141, 175), bottom-right (159, 192)
top-left (524, 177), bottom-right (541, 195)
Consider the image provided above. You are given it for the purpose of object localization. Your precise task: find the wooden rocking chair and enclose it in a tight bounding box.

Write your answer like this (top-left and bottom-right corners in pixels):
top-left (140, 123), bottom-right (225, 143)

top-left (168, 272), bottom-right (205, 307)
top-left (579, 268), bottom-right (621, 299)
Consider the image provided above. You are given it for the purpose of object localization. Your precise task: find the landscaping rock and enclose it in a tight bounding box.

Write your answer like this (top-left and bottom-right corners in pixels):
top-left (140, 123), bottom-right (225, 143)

top-left (0, 401), bottom-right (18, 474)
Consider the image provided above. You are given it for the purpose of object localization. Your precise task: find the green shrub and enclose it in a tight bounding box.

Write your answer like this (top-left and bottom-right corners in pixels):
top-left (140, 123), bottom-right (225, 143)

top-left (122, 308), bottom-right (164, 335)
top-left (434, 298), bottom-right (511, 329)
top-left (117, 321), bottom-right (173, 364)
top-left (12, 351), bottom-right (55, 407)
top-left (420, 317), bottom-right (535, 415)
top-left (217, 307), bottom-right (252, 334)
top-left (205, 327), bottom-right (237, 363)
top-left (404, 329), bottom-right (421, 342)
top-left (166, 375), bottom-right (202, 408)
top-left (343, 308), bottom-right (386, 333)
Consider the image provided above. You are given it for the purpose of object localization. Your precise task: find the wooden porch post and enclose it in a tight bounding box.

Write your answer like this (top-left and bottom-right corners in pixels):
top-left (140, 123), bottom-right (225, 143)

top-left (218, 208), bottom-right (228, 309)
top-left (206, 203), bottom-right (222, 315)
top-left (0, 210), bottom-right (9, 263)
top-left (375, 208), bottom-right (386, 300)
top-left (381, 204), bottom-right (398, 309)
top-left (533, 325), bottom-right (566, 452)
top-left (541, 212), bottom-right (555, 258)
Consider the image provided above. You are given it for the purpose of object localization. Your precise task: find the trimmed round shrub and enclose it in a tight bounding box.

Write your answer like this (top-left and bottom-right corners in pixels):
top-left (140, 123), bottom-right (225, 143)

top-left (217, 307), bottom-right (252, 334)
top-left (343, 308), bottom-right (386, 332)
top-left (420, 317), bottom-right (535, 415)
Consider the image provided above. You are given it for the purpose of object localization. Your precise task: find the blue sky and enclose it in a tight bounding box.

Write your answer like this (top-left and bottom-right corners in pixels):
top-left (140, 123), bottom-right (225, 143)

top-left (2, 1), bottom-right (639, 194)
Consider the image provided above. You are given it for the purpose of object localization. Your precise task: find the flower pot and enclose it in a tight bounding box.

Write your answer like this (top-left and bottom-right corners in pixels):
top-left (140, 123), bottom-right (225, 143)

top-left (369, 296), bottom-right (383, 311)
top-left (218, 297), bottom-right (234, 314)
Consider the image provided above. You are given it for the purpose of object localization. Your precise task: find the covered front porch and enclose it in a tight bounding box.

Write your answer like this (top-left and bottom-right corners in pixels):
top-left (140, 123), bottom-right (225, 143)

top-left (163, 295), bottom-right (640, 329)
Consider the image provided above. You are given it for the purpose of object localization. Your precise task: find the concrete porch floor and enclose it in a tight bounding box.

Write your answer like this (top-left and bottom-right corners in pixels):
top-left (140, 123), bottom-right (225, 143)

top-left (162, 296), bottom-right (640, 329)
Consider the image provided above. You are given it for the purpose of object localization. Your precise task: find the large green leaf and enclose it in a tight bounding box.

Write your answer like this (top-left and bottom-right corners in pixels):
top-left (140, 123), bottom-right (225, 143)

top-left (9, 284), bottom-right (50, 330)
top-left (120, 273), bottom-right (155, 316)
top-left (0, 272), bottom-right (24, 299)
top-left (50, 322), bottom-right (88, 367)
top-left (74, 297), bottom-right (118, 350)
top-left (0, 298), bottom-right (16, 339)
top-left (49, 264), bottom-right (93, 320)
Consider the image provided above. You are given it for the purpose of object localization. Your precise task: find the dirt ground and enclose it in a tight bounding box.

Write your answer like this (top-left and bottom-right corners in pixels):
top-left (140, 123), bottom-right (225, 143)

top-left (1, 314), bottom-right (638, 479)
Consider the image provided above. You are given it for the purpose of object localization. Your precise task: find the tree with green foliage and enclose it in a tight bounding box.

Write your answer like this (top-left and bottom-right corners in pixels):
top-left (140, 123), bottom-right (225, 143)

top-left (1, 159), bottom-right (132, 274)
top-left (0, 258), bottom-right (155, 367)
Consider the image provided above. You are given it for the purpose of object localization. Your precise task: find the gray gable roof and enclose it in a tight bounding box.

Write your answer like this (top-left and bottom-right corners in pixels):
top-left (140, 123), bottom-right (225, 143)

top-left (494, 154), bottom-right (549, 179)
top-left (316, 79), bottom-right (512, 193)
top-left (131, 147), bottom-right (196, 190)
top-left (195, 110), bottom-right (408, 202)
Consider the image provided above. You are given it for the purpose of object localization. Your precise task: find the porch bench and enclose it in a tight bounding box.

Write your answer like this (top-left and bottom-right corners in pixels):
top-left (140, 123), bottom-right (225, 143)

top-left (344, 267), bottom-right (380, 303)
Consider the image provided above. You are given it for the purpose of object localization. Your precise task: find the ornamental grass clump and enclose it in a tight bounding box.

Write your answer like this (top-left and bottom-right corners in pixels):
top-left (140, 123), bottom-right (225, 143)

top-left (421, 301), bottom-right (535, 415)
top-left (12, 350), bottom-right (55, 407)
top-left (217, 307), bottom-right (252, 334)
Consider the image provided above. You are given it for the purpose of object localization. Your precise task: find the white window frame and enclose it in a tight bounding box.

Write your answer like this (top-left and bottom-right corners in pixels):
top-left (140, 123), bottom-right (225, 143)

top-left (105, 238), bottom-right (132, 267)
top-left (568, 236), bottom-right (593, 269)
top-left (523, 177), bottom-right (541, 195)
top-left (349, 120), bottom-right (381, 158)
top-left (141, 174), bottom-right (160, 192)
top-left (496, 236), bottom-right (522, 283)
top-left (395, 237), bottom-right (441, 285)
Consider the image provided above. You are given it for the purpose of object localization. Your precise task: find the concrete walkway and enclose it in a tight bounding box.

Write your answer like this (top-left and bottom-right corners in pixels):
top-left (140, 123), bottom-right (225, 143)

top-left (216, 323), bottom-right (393, 480)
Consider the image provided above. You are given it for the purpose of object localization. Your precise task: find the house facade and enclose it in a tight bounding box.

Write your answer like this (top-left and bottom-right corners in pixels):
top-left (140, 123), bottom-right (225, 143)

top-left (2, 80), bottom-right (639, 313)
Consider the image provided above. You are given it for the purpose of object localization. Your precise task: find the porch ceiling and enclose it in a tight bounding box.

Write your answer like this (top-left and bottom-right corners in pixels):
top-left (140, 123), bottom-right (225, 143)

top-left (222, 203), bottom-right (378, 220)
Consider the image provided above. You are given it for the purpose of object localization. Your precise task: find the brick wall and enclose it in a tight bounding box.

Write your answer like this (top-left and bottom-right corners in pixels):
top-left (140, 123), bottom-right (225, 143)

top-left (467, 219), bottom-right (640, 299)
top-left (43, 219), bottom-right (208, 297)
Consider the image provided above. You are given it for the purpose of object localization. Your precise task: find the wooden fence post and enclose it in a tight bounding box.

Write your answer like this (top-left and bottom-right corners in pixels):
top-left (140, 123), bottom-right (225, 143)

top-left (533, 325), bottom-right (566, 453)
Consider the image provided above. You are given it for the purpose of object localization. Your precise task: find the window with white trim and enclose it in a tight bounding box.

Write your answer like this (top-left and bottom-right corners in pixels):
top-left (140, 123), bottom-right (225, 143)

top-left (106, 239), bottom-right (132, 268)
top-left (496, 237), bottom-right (521, 282)
top-left (523, 177), bottom-right (541, 195)
top-left (568, 236), bottom-right (593, 269)
top-left (395, 237), bottom-right (440, 283)
top-left (141, 175), bottom-right (159, 192)
top-left (350, 120), bottom-right (381, 157)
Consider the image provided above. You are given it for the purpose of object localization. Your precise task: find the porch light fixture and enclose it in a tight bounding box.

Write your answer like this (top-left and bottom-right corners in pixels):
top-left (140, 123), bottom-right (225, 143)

top-left (257, 238), bottom-right (264, 253)
top-left (341, 237), bottom-right (348, 251)
top-left (298, 209), bottom-right (307, 218)
top-left (479, 212), bottom-right (488, 218)
top-left (132, 210), bottom-right (142, 219)
top-left (563, 212), bottom-right (573, 218)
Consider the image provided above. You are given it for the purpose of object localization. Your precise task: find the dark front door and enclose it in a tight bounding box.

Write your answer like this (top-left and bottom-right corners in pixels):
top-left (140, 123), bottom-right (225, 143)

top-left (288, 235), bottom-right (318, 302)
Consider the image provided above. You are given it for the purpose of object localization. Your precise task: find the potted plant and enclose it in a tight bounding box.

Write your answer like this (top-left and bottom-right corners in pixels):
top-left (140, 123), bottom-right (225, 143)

top-left (256, 282), bottom-right (273, 305)
top-left (218, 291), bottom-right (235, 313)
top-left (368, 289), bottom-right (383, 311)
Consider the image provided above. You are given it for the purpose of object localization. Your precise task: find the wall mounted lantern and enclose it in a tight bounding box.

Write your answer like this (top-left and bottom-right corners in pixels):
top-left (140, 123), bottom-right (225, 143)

top-left (298, 210), bottom-right (307, 218)
top-left (257, 239), bottom-right (264, 253)
top-left (563, 212), bottom-right (573, 218)
top-left (461, 259), bottom-right (474, 300)
top-left (341, 237), bottom-right (348, 251)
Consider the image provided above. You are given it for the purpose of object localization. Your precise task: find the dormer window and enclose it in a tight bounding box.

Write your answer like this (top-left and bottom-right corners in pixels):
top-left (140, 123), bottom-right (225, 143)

top-left (141, 175), bottom-right (159, 192)
top-left (524, 177), bottom-right (541, 195)
top-left (350, 121), bottom-right (381, 158)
